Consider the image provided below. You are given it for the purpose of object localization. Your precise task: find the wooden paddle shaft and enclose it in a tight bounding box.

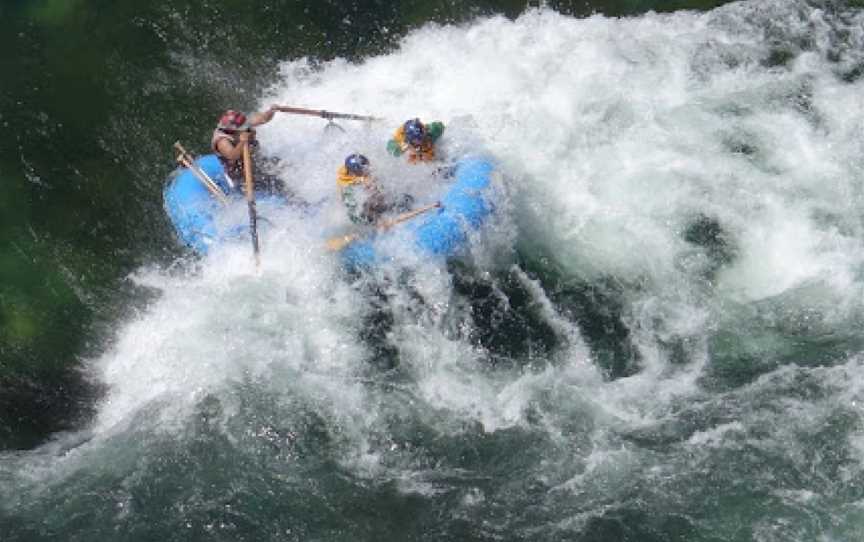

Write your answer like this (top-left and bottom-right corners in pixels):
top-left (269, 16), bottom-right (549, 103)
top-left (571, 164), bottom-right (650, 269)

top-left (174, 141), bottom-right (234, 190)
top-left (383, 202), bottom-right (441, 229)
top-left (173, 142), bottom-right (229, 206)
top-left (274, 105), bottom-right (379, 122)
top-left (242, 140), bottom-right (261, 265)
top-left (326, 201), bottom-right (442, 252)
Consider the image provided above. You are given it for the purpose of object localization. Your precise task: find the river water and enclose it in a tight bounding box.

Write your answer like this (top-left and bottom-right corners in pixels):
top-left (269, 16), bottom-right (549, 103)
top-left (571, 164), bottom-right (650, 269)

top-left (2, 1), bottom-right (864, 540)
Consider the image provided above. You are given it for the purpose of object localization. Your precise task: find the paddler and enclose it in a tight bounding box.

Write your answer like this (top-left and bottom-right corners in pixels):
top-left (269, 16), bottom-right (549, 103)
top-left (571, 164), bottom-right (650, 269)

top-left (212, 107), bottom-right (285, 194)
top-left (337, 154), bottom-right (412, 225)
top-left (386, 118), bottom-right (445, 164)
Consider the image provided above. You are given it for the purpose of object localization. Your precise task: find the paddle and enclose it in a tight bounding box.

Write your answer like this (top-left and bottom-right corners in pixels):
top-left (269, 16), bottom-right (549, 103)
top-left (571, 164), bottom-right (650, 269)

top-left (326, 201), bottom-right (442, 252)
top-left (274, 105), bottom-right (381, 123)
top-left (173, 142), bottom-right (230, 206)
top-left (241, 136), bottom-right (261, 266)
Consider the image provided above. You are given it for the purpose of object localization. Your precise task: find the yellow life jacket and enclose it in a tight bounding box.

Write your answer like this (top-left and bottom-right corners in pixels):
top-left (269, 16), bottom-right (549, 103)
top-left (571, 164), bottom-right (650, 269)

top-left (336, 166), bottom-right (370, 188)
top-left (393, 126), bottom-right (436, 163)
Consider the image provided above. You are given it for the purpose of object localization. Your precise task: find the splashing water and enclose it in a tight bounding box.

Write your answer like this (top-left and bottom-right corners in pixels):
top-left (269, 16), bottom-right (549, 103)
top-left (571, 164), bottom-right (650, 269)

top-left (3, 2), bottom-right (864, 540)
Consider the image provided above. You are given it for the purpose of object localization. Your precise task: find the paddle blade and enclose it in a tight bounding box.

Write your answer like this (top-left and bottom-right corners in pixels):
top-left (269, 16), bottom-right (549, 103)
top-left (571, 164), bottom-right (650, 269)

top-left (326, 234), bottom-right (358, 252)
top-left (323, 121), bottom-right (346, 135)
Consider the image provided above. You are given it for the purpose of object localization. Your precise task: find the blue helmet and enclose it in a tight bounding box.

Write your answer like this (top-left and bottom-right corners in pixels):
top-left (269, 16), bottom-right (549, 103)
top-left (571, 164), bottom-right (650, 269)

top-left (403, 118), bottom-right (425, 146)
top-left (344, 153), bottom-right (370, 175)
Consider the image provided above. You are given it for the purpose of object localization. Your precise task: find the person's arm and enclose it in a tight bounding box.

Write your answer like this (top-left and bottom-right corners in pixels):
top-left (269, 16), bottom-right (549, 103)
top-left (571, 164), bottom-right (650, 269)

top-left (215, 131), bottom-right (251, 161)
top-left (386, 138), bottom-right (404, 156)
top-left (249, 105), bottom-right (278, 127)
top-left (426, 122), bottom-right (444, 143)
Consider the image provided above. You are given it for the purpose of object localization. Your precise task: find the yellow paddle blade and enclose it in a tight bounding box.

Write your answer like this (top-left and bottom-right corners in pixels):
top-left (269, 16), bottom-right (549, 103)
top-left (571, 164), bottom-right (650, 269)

top-left (326, 234), bottom-right (358, 251)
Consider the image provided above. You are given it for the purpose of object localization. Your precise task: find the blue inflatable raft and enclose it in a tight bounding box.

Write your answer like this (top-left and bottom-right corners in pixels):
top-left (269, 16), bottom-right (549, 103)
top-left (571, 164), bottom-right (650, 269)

top-left (165, 154), bottom-right (496, 264)
top-left (164, 155), bottom-right (289, 254)
top-left (164, 154), bottom-right (237, 254)
top-left (340, 156), bottom-right (496, 269)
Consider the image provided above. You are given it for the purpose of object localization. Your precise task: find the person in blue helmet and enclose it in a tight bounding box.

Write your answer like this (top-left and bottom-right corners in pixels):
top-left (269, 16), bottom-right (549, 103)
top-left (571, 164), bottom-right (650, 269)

top-left (337, 154), bottom-right (389, 225)
top-left (386, 118), bottom-right (445, 163)
top-left (337, 154), bottom-right (413, 225)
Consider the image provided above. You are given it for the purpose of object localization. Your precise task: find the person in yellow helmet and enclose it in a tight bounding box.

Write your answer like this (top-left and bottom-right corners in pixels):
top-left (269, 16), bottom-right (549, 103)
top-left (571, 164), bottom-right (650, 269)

top-left (386, 118), bottom-right (445, 163)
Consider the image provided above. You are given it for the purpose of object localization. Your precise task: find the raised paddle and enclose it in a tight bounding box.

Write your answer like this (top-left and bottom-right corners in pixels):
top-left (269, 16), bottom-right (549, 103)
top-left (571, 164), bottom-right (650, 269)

top-left (326, 201), bottom-right (443, 252)
top-left (173, 142), bottom-right (230, 206)
top-left (274, 105), bottom-right (381, 123)
top-left (241, 137), bottom-right (261, 266)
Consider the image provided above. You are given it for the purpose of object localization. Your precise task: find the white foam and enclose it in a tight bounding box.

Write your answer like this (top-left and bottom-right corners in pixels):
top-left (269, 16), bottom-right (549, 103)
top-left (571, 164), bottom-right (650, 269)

top-left (39, 2), bottom-right (864, 493)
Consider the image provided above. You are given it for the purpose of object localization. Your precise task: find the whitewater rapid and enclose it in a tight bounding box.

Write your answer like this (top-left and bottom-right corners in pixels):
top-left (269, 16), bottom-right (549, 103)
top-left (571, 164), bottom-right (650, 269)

top-left (4, 2), bottom-right (864, 539)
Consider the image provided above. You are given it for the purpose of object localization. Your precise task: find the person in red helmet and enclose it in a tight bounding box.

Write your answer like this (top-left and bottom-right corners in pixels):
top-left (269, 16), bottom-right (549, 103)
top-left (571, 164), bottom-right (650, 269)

top-left (212, 106), bottom-right (282, 192)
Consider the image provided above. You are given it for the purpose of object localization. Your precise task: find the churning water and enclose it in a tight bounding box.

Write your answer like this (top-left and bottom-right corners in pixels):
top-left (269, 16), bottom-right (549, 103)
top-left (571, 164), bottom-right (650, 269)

top-left (3, 2), bottom-right (864, 540)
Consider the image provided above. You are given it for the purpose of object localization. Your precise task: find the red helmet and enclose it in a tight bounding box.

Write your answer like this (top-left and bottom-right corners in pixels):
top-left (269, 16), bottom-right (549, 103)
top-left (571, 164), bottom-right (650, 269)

top-left (217, 110), bottom-right (249, 131)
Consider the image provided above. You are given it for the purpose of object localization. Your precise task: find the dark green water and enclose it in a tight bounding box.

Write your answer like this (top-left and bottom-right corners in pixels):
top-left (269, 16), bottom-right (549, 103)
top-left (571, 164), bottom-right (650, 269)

top-left (4, 1), bottom-right (864, 541)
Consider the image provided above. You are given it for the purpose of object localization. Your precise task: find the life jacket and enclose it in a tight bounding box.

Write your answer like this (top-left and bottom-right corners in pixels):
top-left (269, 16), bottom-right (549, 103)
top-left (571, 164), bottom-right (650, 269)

top-left (336, 165), bottom-right (368, 188)
top-left (211, 129), bottom-right (258, 183)
top-left (337, 166), bottom-right (388, 224)
top-left (392, 126), bottom-right (436, 163)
